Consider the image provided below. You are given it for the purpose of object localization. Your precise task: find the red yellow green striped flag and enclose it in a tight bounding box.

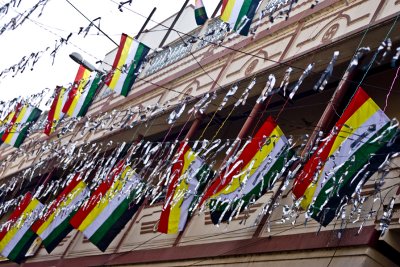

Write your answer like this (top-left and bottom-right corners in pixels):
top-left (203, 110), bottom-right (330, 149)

top-left (44, 86), bottom-right (68, 136)
top-left (158, 142), bottom-right (213, 234)
top-left (70, 163), bottom-right (145, 251)
top-left (0, 103), bottom-right (41, 148)
top-left (62, 65), bottom-right (92, 117)
top-left (31, 173), bottom-right (89, 253)
top-left (74, 73), bottom-right (102, 118)
top-left (0, 193), bottom-right (44, 263)
top-left (106, 34), bottom-right (150, 97)
top-left (200, 116), bottom-right (291, 224)
top-left (292, 88), bottom-right (399, 226)
top-left (221, 0), bottom-right (261, 36)
top-left (0, 103), bottom-right (22, 145)
top-left (195, 0), bottom-right (208, 25)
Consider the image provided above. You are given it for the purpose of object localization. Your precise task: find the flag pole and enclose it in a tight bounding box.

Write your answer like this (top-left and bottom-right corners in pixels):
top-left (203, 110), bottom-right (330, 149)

top-left (135, 7), bottom-right (157, 40)
top-left (300, 48), bottom-right (370, 159)
top-left (252, 48), bottom-right (370, 238)
top-left (224, 100), bottom-right (268, 162)
top-left (211, 0), bottom-right (223, 18)
top-left (159, 0), bottom-right (190, 48)
top-left (184, 113), bottom-right (204, 140)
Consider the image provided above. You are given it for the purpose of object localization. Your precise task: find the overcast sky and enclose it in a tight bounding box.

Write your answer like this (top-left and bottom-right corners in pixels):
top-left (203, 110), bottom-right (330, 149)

top-left (0, 0), bottom-right (219, 102)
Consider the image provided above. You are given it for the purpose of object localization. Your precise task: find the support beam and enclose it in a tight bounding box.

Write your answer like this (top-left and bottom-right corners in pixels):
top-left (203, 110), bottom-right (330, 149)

top-left (136, 8), bottom-right (157, 40)
top-left (212, 0), bottom-right (223, 18)
top-left (159, 0), bottom-right (189, 48)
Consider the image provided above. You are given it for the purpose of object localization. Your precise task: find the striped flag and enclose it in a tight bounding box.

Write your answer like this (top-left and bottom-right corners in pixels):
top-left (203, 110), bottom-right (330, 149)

top-left (106, 34), bottom-right (150, 97)
top-left (62, 65), bottom-right (93, 117)
top-left (74, 73), bottom-right (102, 118)
top-left (70, 164), bottom-right (145, 251)
top-left (0, 193), bottom-right (44, 263)
top-left (195, 0), bottom-right (208, 25)
top-left (63, 68), bottom-right (101, 118)
top-left (44, 86), bottom-right (68, 136)
top-left (292, 88), bottom-right (399, 226)
top-left (0, 103), bottom-right (21, 144)
top-left (201, 117), bottom-right (291, 224)
top-left (31, 173), bottom-right (89, 253)
top-left (158, 142), bottom-right (213, 234)
top-left (221, 0), bottom-right (261, 36)
top-left (0, 103), bottom-right (41, 148)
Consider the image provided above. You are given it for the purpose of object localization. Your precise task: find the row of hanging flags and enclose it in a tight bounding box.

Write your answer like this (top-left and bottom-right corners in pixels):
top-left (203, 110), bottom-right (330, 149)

top-left (0, 0), bottom-right (263, 149)
top-left (0, 85), bottom-right (398, 262)
top-left (0, 161), bottom-right (147, 262)
top-left (44, 33), bottom-right (150, 136)
top-left (0, 32), bottom-right (150, 145)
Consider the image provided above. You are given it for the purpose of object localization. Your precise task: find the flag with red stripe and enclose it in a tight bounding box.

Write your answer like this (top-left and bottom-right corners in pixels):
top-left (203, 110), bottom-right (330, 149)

top-left (158, 142), bottom-right (213, 234)
top-left (292, 88), bottom-right (399, 225)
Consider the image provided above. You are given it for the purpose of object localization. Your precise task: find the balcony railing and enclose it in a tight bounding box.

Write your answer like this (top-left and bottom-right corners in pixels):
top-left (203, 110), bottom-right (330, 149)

top-left (144, 29), bottom-right (201, 77)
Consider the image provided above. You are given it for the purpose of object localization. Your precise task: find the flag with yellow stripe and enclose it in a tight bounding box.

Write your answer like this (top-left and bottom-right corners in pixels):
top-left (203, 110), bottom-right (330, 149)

top-left (292, 87), bottom-right (399, 226)
top-left (0, 103), bottom-right (41, 148)
top-left (70, 163), bottom-right (145, 251)
top-left (62, 65), bottom-right (93, 117)
top-left (0, 193), bottom-right (44, 263)
top-left (0, 103), bottom-right (21, 145)
top-left (106, 33), bottom-right (150, 97)
top-left (200, 116), bottom-right (291, 224)
top-left (31, 173), bottom-right (89, 253)
top-left (44, 86), bottom-right (68, 136)
top-left (158, 142), bottom-right (213, 234)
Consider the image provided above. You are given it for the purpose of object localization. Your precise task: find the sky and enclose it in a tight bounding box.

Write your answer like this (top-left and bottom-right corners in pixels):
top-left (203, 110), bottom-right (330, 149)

top-left (0, 0), bottom-right (219, 102)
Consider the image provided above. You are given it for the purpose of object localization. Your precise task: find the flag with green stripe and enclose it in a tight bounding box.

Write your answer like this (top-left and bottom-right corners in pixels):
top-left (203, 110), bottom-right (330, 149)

top-left (106, 34), bottom-right (150, 97)
top-left (200, 116), bottom-right (292, 224)
top-left (31, 173), bottom-right (89, 253)
top-left (221, 0), bottom-right (261, 36)
top-left (1, 103), bottom-right (41, 148)
top-left (195, 0), bottom-right (208, 25)
top-left (70, 165), bottom-right (145, 251)
top-left (293, 87), bottom-right (399, 226)
top-left (158, 142), bottom-right (214, 234)
top-left (0, 193), bottom-right (44, 263)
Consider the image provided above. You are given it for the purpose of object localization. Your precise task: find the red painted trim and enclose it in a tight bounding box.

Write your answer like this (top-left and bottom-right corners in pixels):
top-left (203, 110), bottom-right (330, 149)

top-left (17, 226), bottom-right (378, 267)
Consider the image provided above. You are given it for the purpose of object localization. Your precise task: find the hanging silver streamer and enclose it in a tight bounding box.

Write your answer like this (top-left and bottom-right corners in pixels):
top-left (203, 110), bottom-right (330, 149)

top-left (235, 78), bottom-right (256, 106)
top-left (313, 51), bottom-right (339, 92)
top-left (289, 63), bottom-right (314, 99)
